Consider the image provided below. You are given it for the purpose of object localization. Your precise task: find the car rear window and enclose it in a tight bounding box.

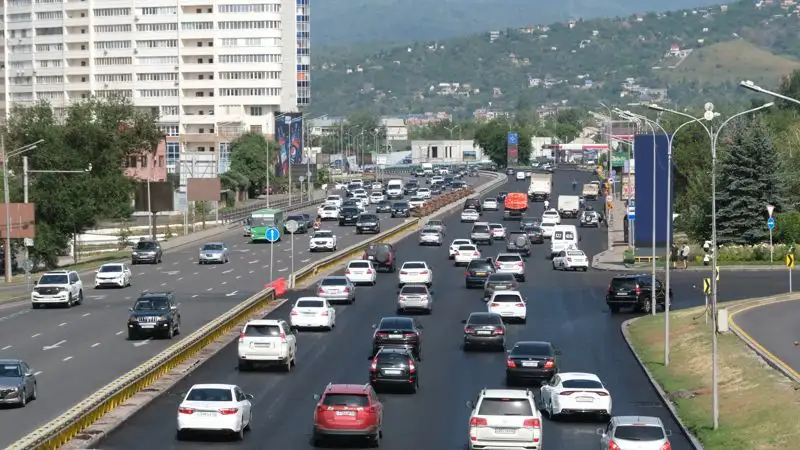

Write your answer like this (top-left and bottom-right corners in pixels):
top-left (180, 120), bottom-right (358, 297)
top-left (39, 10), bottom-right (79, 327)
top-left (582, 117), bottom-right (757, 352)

top-left (348, 261), bottom-right (370, 269)
top-left (472, 225), bottom-right (490, 232)
top-left (512, 342), bottom-right (552, 355)
top-left (377, 352), bottom-right (412, 363)
top-left (459, 245), bottom-right (477, 251)
top-left (613, 425), bottom-right (665, 441)
top-left (497, 255), bottom-right (522, 262)
top-left (468, 261), bottom-right (493, 270)
top-left (401, 285), bottom-right (427, 294)
top-left (421, 229), bottom-right (439, 235)
top-left (493, 294), bottom-right (522, 303)
top-left (393, 202), bottom-right (409, 208)
top-left (379, 318), bottom-right (413, 330)
top-left (403, 262), bottom-right (426, 269)
top-left (321, 278), bottom-right (348, 286)
top-left (296, 300), bottom-right (324, 308)
top-left (488, 273), bottom-right (515, 282)
top-left (452, 240), bottom-right (471, 246)
top-left (611, 278), bottom-right (637, 290)
top-left (322, 393), bottom-right (369, 407)
top-left (468, 314), bottom-right (503, 325)
top-left (244, 324), bottom-right (281, 336)
top-left (323, 206), bottom-right (337, 210)
top-left (478, 398), bottom-right (534, 416)
top-left (187, 388), bottom-right (232, 402)
top-left (359, 215), bottom-right (378, 221)
top-left (562, 379), bottom-right (604, 389)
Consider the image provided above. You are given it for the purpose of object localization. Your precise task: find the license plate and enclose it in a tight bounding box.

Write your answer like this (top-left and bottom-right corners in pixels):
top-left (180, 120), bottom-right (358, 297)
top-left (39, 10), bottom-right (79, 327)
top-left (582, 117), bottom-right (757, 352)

top-left (494, 428), bottom-right (515, 434)
top-left (197, 411), bottom-right (215, 417)
top-left (383, 369), bottom-right (402, 375)
top-left (476, 330), bottom-right (491, 335)
top-left (389, 334), bottom-right (402, 339)
top-left (368, 256), bottom-right (375, 260)
top-left (577, 396), bottom-right (594, 402)
top-left (522, 361), bottom-right (538, 367)
top-left (254, 343), bottom-right (271, 348)
top-left (139, 323), bottom-right (156, 328)
top-left (336, 411), bottom-right (356, 416)
top-left (475, 272), bottom-right (486, 276)
top-left (302, 312), bottom-right (315, 315)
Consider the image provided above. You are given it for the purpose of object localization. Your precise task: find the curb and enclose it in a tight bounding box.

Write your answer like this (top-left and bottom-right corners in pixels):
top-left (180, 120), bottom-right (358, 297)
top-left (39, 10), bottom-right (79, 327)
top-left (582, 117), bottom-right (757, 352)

top-left (620, 317), bottom-right (705, 450)
top-left (593, 262), bottom-right (791, 272)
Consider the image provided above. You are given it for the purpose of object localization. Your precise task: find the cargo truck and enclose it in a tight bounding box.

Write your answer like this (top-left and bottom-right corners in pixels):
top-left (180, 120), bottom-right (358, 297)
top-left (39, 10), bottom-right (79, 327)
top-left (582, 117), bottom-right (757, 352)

top-left (503, 192), bottom-right (528, 220)
top-left (582, 183), bottom-right (599, 200)
top-left (557, 195), bottom-right (580, 218)
top-left (528, 173), bottom-right (552, 202)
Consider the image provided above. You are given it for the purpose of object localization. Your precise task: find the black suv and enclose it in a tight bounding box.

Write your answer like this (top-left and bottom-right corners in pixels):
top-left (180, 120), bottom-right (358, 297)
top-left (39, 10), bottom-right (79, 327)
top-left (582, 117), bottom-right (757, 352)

top-left (606, 274), bottom-right (672, 314)
top-left (127, 292), bottom-right (180, 340)
top-left (391, 201), bottom-right (411, 218)
top-left (338, 207), bottom-right (360, 226)
top-left (465, 258), bottom-right (497, 289)
top-left (404, 180), bottom-right (419, 195)
top-left (506, 232), bottom-right (532, 256)
top-left (371, 316), bottom-right (423, 360)
top-left (522, 224), bottom-right (544, 244)
top-left (131, 239), bottom-right (163, 264)
top-left (463, 198), bottom-right (482, 213)
top-left (363, 243), bottom-right (396, 272)
top-left (369, 347), bottom-right (419, 393)
top-left (462, 312), bottom-right (506, 351)
top-left (356, 214), bottom-right (381, 234)
top-left (285, 214), bottom-right (309, 234)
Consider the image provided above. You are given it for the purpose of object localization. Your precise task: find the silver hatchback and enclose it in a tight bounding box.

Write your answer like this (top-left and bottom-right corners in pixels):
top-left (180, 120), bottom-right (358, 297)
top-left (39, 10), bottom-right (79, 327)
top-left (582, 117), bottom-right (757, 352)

top-left (198, 242), bottom-right (229, 264)
top-left (598, 416), bottom-right (672, 450)
top-left (396, 284), bottom-right (434, 314)
top-left (419, 228), bottom-right (444, 246)
top-left (316, 276), bottom-right (356, 304)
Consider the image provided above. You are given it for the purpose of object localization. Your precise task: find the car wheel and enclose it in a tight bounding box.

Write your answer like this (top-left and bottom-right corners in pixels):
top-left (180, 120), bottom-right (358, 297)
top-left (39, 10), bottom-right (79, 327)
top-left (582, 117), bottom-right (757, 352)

top-left (244, 412), bottom-right (252, 431)
top-left (284, 357), bottom-right (292, 372)
top-left (552, 263), bottom-right (557, 270)
top-left (78, 291), bottom-right (83, 305)
top-left (396, 308), bottom-right (403, 315)
top-left (19, 388), bottom-right (26, 406)
top-left (66, 294), bottom-right (74, 308)
top-left (30, 383), bottom-right (37, 400)
top-left (609, 305), bottom-right (620, 314)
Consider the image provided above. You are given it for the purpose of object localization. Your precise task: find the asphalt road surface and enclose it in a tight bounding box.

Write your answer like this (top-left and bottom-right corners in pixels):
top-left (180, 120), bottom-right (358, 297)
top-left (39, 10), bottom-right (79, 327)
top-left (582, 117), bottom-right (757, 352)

top-left (0, 174), bottom-right (492, 448)
top-left (730, 298), bottom-right (800, 375)
top-left (95, 170), bottom-right (789, 450)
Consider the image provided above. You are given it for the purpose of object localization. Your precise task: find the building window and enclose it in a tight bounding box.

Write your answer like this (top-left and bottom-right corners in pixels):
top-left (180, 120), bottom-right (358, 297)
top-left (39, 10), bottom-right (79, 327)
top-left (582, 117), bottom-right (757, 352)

top-left (128, 156), bottom-right (138, 168)
top-left (36, 76), bottom-right (63, 84)
top-left (181, 22), bottom-right (214, 30)
top-left (219, 142), bottom-right (231, 173)
top-left (138, 7), bottom-right (177, 15)
top-left (137, 56), bottom-right (179, 65)
top-left (136, 23), bottom-right (177, 32)
top-left (219, 88), bottom-right (280, 96)
top-left (217, 4), bottom-right (281, 13)
top-left (250, 106), bottom-right (263, 116)
top-left (95, 40), bottom-right (131, 50)
top-left (136, 40), bottom-right (178, 49)
top-left (138, 89), bottom-right (179, 97)
top-left (161, 125), bottom-right (180, 136)
top-left (95, 24), bottom-right (132, 33)
top-left (166, 142), bottom-right (180, 165)
top-left (36, 11), bottom-right (63, 20)
top-left (36, 43), bottom-right (63, 52)
top-left (95, 57), bottom-right (133, 66)
top-left (93, 8), bottom-right (131, 17)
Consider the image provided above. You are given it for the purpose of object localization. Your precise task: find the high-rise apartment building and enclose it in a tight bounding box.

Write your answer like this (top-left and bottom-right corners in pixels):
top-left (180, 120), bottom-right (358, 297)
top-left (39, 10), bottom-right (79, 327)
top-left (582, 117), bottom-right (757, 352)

top-left (0, 0), bottom-right (310, 180)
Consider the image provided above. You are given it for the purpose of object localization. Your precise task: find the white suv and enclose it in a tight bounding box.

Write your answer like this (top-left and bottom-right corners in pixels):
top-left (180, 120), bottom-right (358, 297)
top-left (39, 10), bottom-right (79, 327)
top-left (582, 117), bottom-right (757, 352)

top-left (31, 270), bottom-right (83, 309)
top-left (237, 319), bottom-right (297, 371)
top-left (466, 388), bottom-right (543, 450)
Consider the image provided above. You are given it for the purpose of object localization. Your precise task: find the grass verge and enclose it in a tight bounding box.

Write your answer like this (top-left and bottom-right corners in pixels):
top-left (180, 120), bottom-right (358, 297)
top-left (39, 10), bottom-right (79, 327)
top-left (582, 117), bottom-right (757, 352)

top-left (2, 251), bottom-right (131, 286)
top-left (627, 301), bottom-right (800, 449)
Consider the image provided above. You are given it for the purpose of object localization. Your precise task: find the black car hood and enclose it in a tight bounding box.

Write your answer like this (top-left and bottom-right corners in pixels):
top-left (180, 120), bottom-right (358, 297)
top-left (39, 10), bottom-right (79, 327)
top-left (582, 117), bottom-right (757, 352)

top-left (130, 310), bottom-right (167, 317)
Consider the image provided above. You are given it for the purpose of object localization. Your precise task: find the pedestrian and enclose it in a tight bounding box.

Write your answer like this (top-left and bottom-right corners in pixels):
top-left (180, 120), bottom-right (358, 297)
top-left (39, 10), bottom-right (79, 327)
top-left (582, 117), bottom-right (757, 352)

top-left (670, 243), bottom-right (679, 269)
top-left (681, 243), bottom-right (691, 269)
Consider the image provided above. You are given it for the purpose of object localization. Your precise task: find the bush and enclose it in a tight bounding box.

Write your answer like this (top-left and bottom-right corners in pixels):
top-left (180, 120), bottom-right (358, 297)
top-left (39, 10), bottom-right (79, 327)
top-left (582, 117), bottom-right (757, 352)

top-left (623, 248), bottom-right (634, 264)
top-left (716, 243), bottom-right (794, 262)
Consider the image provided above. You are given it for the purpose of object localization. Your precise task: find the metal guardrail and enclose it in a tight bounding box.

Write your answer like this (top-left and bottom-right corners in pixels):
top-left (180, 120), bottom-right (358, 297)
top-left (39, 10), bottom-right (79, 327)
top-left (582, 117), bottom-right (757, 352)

top-left (9, 288), bottom-right (278, 450)
top-left (220, 195), bottom-right (324, 223)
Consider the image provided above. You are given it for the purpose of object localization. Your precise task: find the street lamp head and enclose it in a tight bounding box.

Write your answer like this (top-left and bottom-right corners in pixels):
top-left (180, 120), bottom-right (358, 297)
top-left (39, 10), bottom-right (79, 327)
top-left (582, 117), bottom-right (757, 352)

top-left (646, 103), bottom-right (665, 112)
top-left (703, 111), bottom-right (716, 121)
top-left (739, 80), bottom-right (760, 92)
top-left (86, 163), bottom-right (92, 172)
top-left (704, 102), bottom-right (715, 112)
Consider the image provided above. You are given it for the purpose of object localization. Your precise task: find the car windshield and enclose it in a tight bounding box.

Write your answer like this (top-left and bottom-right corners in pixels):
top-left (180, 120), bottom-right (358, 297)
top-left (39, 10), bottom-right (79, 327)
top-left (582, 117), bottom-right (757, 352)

top-left (512, 342), bottom-right (552, 355)
top-left (478, 398), bottom-right (534, 416)
top-left (421, 229), bottom-right (439, 235)
top-left (186, 388), bottom-right (232, 402)
top-left (0, 364), bottom-right (21, 377)
top-left (321, 277), bottom-right (348, 286)
top-left (488, 273), bottom-right (515, 282)
top-left (326, 196), bottom-right (339, 201)
top-left (401, 285), bottom-right (428, 294)
top-left (468, 314), bottom-right (503, 325)
top-left (296, 300), bottom-right (324, 308)
top-left (493, 294), bottom-right (522, 303)
top-left (38, 274), bottom-right (68, 284)
top-left (403, 262), bottom-right (426, 269)
top-left (287, 215), bottom-right (303, 221)
top-left (244, 324), bottom-right (281, 336)
top-left (393, 203), bottom-right (409, 208)
top-left (99, 265), bottom-right (123, 273)
top-left (134, 299), bottom-right (169, 310)
top-left (322, 393), bottom-right (369, 407)
top-left (497, 255), bottom-right (522, 262)
top-left (250, 216), bottom-right (274, 227)
top-left (135, 241), bottom-right (157, 250)
top-left (452, 240), bottom-right (471, 246)
top-left (314, 231), bottom-right (333, 238)
top-left (348, 261), bottom-right (370, 269)
top-left (613, 425), bottom-right (665, 441)
top-left (371, 193), bottom-right (382, 197)
top-left (562, 379), bottom-right (604, 389)
top-left (323, 206), bottom-right (337, 211)
top-left (489, 224), bottom-right (502, 229)
top-left (202, 244), bottom-right (223, 251)
top-left (342, 208), bottom-right (359, 214)
top-left (360, 215), bottom-right (378, 221)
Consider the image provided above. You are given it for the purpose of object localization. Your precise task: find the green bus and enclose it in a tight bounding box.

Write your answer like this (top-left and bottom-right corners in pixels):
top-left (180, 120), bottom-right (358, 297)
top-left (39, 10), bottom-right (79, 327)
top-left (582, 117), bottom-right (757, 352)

top-left (249, 208), bottom-right (284, 242)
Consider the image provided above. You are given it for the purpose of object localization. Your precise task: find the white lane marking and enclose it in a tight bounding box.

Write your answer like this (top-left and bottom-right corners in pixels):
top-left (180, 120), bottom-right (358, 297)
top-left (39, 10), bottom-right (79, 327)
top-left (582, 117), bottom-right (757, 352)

top-left (222, 269), bottom-right (234, 274)
top-left (58, 322), bottom-right (67, 327)
top-left (221, 281), bottom-right (227, 285)
top-left (161, 282), bottom-right (167, 286)
top-left (91, 342), bottom-right (100, 348)
top-left (226, 290), bottom-right (239, 297)
top-left (207, 287), bottom-right (212, 291)
top-left (88, 295), bottom-right (105, 300)
top-left (0, 310), bottom-right (30, 323)
top-left (177, 277), bottom-right (184, 281)
top-left (82, 313), bottom-right (90, 317)
top-left (249, 270), bottom-right (254, 274)
top-left (33, 371), bottom-right (42, 376)
top-left (1, 345), bottom-right (11, 351)
top-left (173, 261), bottom-right (179, 265)
top-left (236, 275), bottom-right (242, 279)
top-left (277, 260), bottom-right (282, 263)
top-left (283, 248), bottom-right (291, 252)
top-left (262, 264), bottom-right (269, 269)
top-left (232, 244), bottom-right (238, 248)
top-left (193, 272), bottom-right (199, 275)
top-left (115, 330), bottom-right (124, 336)
top-left (42, 340), bottom-right (66, 350)
top-left (301, 258), bottom-right (311, 263)
top-left (164, 270), bottom-right (180, 275)
top-left (248, 260), bottom-right (260, 264)
top-left (191, 294), bottom-right (198, 298)
top-left (62, 356), bottom-right (73, 361)
top-left (133, 338), bottom-right (152, 347)
top-left (124, 296), bottom-right (131, 300)
top-left (278, 268), bottom-right (289, 272)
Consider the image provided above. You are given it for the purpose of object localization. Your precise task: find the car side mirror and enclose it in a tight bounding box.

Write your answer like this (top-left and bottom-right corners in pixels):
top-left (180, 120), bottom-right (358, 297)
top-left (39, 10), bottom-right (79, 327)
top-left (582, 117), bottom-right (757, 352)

top-left (313, 394), bottom-right (320, 401)
top-left (171, 306), bottom-right (178, 311)
top-left (555, 349), bottom-right (562, 355)
top-left (595, 428), bottom-right (605, 436)
top-left (128, 307), bottom-right (133, 311)
top-left (245, 393), bottom-right (254, 400)
top-left (95, 269), bottom-right (99, 273)
top-left (465, 400), bottom-right (474, 409)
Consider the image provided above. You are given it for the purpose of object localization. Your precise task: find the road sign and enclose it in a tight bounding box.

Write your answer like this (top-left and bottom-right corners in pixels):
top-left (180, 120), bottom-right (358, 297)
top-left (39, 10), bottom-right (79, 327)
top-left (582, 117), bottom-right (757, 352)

top-left (22, 259), bottom-right (33, 272)
top-left (507, 132), bottom-right (518, 145)
top-left (767, 204), bottom-right (775, 217)
top-left (285, 220), bottom-right (299, 233)
top-left (265, 227), bottom-right (280, 243)
top-left (715, 265), bottom-right (720, 281)
top-left (299, 176), bottom-right (305, 182)
top-left (703, 278), bottom-right (712, 295)
top-left (787, 254), bottom-right (795, 268)
top-left (627, 206), bottom-right (636, 220)
top-left (767, 217), bottom-right (776, 230)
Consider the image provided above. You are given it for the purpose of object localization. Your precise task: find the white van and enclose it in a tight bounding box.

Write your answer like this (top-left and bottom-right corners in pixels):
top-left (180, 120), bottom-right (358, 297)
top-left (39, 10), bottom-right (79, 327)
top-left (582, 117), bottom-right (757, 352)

top-left (386, 179), bottom-right (404, 199)
top-left (550, 224), bottom-right (579, 257)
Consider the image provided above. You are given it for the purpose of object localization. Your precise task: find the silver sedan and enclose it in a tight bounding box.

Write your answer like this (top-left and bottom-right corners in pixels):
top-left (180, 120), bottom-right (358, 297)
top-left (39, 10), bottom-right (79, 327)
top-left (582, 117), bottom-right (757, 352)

top-left (396, 284), bottom-right (434, 314)
top-left (418, 228), bottom-right (444, 246)
top-left (316, 276), bottom-right (356, 304)
top-left (198, 242), bottom-right (229, 264)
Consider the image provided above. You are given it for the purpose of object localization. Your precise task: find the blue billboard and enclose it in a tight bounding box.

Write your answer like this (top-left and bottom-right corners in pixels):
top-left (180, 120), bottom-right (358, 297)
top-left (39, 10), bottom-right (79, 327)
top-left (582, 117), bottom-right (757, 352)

top-left (634, 133), bottom-right (673, 249)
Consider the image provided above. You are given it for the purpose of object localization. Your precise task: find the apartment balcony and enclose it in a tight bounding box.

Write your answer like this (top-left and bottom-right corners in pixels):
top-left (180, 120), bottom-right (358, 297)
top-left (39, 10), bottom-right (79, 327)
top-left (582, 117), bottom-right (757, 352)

top-left (181, 133), bottom-right (218, 144)
top-left (62, 17), bottom-right (90, 27)
top-left (179, 29), bottom-right (216, 40)
top-left (63, 34), bottom-right (90, 44)
top-left (179, 79), bottom-right (216, 89)
top-left (63, 50), bottom-right (90, 59)
top-left (178, 46), bottom-right (215, 56)
top-left (181, 113), bottom-right (217, 125)
top-left (181, 96), bottom-right (216, 106)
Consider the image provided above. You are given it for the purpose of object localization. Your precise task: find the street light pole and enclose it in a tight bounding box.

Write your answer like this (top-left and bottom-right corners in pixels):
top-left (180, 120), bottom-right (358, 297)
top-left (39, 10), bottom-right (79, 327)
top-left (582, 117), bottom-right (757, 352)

top-left (648, 101), bottom-right (774, 430)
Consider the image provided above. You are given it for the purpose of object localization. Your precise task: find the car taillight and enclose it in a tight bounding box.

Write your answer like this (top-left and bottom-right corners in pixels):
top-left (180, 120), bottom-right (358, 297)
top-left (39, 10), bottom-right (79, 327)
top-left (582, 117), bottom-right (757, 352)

top-left (473, 252), bottom-right (479, 256)
top-left (318, 288), bottom-right (325, 295)
top-left (464, 327), bottom-right (475, 333)
top-left (559, 391), bottom-right (576, 395)
top-left (660, 442), bottom-right (671, 450)
top-left (178, 407), bottom-right (194, 414)
top-left (522, 418), bottom-right (541, 428)
top-left (366, 269), bottom-right (373, 274)
top-left (219, 408), bottom-right (239, 415)
top-left (238, 332), bottom-right (245, 343)
top-left (343, 288), bottom-right (350, 294)
top-left (290, 309), bottom-right (298, 316)
top-left (595, 391), bottom-right (609, 396)
top-left (320, 310), bottom-right (329, 316)
top-left (469, 417), bottom-right (488, 426)
top-left (635, 285), bottom-right (642, 295)
top-left (400, 271), bottom-right (408, 275)
top-left (465, 271), bottom-right (470, 276)
top-left (370, 358), bottom-right (378, 372)
top-left (279, 333), bottom-right (287, 343)
top-left (507, 359), bottom-right (516, 368)
top-left (494, 328), bottom-right (504, 335)
top-left (408, 358), bottom-right (416, 373)
top-left (544, 359), bottom-right (555, 369)
top-left (495, 262), bottom-right (501, 267)
top-left (516, 261), bottom-right (524, 266)
top-left (455, 251), bottom-right (461, 256)
top-left (608, 441), bottom-right (621, 450)
top-left (490, 303), bottom-right (499, 307)
top-left (404, 332), bottom-right (417, 338)
top-left (607, 284), bottom-right (613, 293)
top-left (345, 269), bottom-right (351, 274)
top-left (420, 270), bottom-right (429, 275)
top-left (365, 406), bottom-right (378, 413)
top-left (515, 303), bottom-right (525, 307)
top-left (375, 332), bottom-right (389, 338)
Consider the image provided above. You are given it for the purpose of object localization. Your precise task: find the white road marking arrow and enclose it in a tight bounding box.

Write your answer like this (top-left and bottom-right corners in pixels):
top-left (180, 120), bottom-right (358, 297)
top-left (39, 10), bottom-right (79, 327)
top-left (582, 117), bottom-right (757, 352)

top-left (133, 338), bottom-right (152, 347)
top-left (163, 271), bottom-right (180, 276)
top-left (42, 340), bottom-right (66, 351)
top-left (226, 290), bottom-right (239, 297)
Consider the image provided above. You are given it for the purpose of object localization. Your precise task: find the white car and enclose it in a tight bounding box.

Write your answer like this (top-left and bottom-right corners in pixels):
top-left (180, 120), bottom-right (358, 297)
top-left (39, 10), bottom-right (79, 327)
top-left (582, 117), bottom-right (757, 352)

top-left (371, 182), bottom-right (383, 191)
top-left (552, 249), bottom-right (589, 271)
top-left (540, 372), bottom-right (612, 420)
top-left (482, 198), bottom-right (499, 210)
top-left (461, 208), bottom-right (480, 222)
top-left (369, 192), bottom-right (385, 204)
top-left (542, 208), bottom-right (561, 224)
top-left (309, 230), bottom-right (337, 252)
top-left (466, 388), bottom-right (542, 450)
top-left (176, 383), bottom-right (253, 441)
top-left (449, 239), bottom-right (474, 259)
top-left (237, 319), bottom-right (297, 371)
top-left (409, 197), bottom-right (426, 208)
top-left (334, 182), bottom-right (347, 190)
top-left (324, 195), bottom-right (342, 208)
top-left (289, 297), bottom-right (336, 330)
top-left (354, 194), bottom-right (369, 208)
top-left (94, 263), bottom-right (132, 288)
top-left (31, 270), bottom-right (84, 308)
top-left (416, 188), bottom-right (432, 199)
top-left (398, 261), bottom-right (433, 287)
top-left (487, 290), bottom-right (527, 323)
top-left (454, 244), bottom-right (481, 266)
top-left (515, 171), bottom-right (526, 180)
top-left (494, 253), bottom-right (525, 281)
top-left (540, 220), bottom-right (558, 238)
top-left (345, 260), bottom-right (377, 285)
top-left (599, 416), bottom-right (672, 450)
top-left (488, 223), bottom-right (506, 239)
top-left (352, 188), bottom-right (367, 196)
top-left (318, 205), bottom-right (340, 220)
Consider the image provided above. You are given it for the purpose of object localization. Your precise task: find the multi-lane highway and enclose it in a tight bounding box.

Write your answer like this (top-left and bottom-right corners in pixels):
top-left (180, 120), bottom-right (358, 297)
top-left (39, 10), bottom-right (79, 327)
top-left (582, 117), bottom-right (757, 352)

top-left (92, 170), bottom-right (791, 450)
top-left (0, 173), bottom-right (492, 448)
top-left (731, 298), bottom-right (800, 375)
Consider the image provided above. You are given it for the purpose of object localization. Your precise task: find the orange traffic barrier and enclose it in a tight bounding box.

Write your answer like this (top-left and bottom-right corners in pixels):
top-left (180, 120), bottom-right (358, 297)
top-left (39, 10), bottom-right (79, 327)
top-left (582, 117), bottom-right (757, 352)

top-left (263, 277), bottom-right (288, 297)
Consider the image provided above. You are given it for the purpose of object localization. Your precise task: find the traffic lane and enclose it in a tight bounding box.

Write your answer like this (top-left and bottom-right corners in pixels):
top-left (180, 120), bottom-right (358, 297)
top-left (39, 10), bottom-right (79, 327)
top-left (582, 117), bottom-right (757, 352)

top-left (731, 299), bottom-right (800, 374)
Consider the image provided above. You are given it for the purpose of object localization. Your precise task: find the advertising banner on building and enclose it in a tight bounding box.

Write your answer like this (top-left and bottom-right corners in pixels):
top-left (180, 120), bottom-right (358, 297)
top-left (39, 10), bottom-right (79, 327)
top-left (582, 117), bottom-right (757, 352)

top-left (507, 132), bottom-right (519, 165)
top-left (633, 134), bottom-right (672, 249)
top-left (274, 112), bottom-right (303, 177)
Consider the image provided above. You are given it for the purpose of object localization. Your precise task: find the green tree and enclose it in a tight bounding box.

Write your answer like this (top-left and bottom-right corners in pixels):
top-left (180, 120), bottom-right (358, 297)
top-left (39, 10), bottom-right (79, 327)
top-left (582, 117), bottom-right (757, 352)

top-left (220, 170), bottom-right (250, 204)
top-left (473, 119), bottom-right (530, 166)
top-left (6, 97), bottom-right (161, 268)
top-left (716, 116), bottom-right (781, 244)
top-left (229, 132), bottom-right (278, 196)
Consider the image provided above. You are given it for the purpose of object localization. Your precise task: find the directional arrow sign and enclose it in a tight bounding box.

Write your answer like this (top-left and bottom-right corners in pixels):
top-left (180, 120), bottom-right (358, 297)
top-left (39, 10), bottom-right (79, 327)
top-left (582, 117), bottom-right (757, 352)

top-left (767, 217), bottom-right (775, 230)
top-left (42, 340), bottom-right (66, 351)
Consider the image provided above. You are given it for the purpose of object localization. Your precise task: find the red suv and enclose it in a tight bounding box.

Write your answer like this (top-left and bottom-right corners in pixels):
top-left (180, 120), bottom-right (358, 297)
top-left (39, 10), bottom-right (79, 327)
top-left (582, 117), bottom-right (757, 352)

top-left (312, 383), bottom-right (383, 447)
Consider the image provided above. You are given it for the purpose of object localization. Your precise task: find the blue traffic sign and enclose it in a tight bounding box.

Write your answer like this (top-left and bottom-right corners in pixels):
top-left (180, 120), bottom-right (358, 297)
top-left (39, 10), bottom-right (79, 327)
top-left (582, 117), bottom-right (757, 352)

top-left (767, 217), bottom-right (776, 230)
top-left (507, 132), bottom-right (518, 146)
top-left (265, 227), bottom-right (280, 242)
